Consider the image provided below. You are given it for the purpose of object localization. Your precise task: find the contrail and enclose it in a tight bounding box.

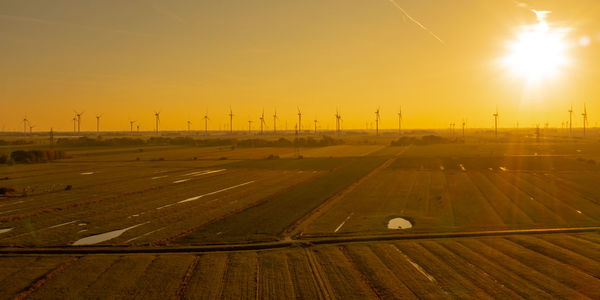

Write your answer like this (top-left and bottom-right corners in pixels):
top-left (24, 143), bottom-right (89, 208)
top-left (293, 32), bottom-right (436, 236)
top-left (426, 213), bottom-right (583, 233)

top-left (386, 0), bottom-right (445, 45)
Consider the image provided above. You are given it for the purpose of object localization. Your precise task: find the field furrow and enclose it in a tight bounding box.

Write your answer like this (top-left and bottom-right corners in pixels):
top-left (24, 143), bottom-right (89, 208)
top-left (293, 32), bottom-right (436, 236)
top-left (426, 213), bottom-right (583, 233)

top-left (220, 252), bottom-right (258, 299)
top-left (312, 246), bottom-right (379, 299)
top-left (393, 241), bottom-right (492, 299)
top-left (343, 244), bottom-right (417, 299)
top-left (182, 253), bottom-right (228, 300)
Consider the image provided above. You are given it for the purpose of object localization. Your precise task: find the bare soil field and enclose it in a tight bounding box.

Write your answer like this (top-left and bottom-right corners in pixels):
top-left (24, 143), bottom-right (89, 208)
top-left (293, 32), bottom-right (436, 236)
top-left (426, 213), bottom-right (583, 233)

top-left (1, 139), bottom-right (599, 298)
top-left (1, 232), bottom-right (599, 299)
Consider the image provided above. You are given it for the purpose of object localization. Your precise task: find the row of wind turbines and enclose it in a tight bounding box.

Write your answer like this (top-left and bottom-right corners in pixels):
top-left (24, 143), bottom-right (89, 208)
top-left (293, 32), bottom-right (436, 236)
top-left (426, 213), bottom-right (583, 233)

top-left (20, 104), bottom-right (591, 137)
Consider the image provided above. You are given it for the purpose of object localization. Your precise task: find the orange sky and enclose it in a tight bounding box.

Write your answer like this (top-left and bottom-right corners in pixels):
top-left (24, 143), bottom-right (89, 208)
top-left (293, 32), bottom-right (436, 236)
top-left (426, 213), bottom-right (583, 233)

top-left (1, 0), bottom-right (599, 131)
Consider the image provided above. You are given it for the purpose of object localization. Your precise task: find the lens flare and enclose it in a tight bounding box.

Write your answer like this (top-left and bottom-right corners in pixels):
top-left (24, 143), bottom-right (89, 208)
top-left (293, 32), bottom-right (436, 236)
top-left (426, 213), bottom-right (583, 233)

top-left (502, 10), bottom-right (570, 82)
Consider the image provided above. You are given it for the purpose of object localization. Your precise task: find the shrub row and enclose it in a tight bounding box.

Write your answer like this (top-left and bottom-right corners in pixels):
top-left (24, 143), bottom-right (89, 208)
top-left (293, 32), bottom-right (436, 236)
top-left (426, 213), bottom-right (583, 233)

top-left (54, 136), bottom-right (343, 148)
top-left (391, 135), bottom-right (457, 146)
top-left (9, 150), bottom-right (67, 164)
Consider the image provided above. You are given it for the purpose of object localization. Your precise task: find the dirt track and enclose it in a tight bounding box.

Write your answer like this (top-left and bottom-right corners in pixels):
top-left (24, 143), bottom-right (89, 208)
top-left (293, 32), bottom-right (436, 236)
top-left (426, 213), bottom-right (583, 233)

top-left (1, 226), bottom-right (598, 255)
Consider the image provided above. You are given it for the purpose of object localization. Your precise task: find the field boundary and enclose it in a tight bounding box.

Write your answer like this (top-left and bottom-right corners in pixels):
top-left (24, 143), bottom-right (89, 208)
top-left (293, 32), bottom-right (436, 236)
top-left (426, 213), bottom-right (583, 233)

top-left (1, 227), bottom-right (598, 255)
top-left (282, 146), bottom-right (410, 238)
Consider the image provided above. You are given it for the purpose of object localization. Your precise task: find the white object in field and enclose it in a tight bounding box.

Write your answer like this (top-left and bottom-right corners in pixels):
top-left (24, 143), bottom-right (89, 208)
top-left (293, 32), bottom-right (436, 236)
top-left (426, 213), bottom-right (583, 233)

top-left (387, 218), bottom-right (412, 229)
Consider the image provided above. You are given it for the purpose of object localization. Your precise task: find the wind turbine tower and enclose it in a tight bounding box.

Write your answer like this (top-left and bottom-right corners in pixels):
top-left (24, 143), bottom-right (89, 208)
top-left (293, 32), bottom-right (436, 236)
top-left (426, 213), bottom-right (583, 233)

top-left (273, 109), bottom-right (278, 135)
top-left (259, 110), bottom-right (265, 135)
top-left (462, 119), bottom-right (466, 139)
top-left (74, 111), bottom-right (84, 134)
top-left (582, 104), bottom-right (588, 137)
top-left (204, 112), bottom-right (209, 136)
top-left (187, 120), bottom-right (192, 133)
top-left (228, 107), bottom-right (234, 134)
top-left (23, 117), bottom-right (28, 135)
top-left (398, 106), bottom-right (402, 136)
top-left (154, 111), bottom-right (160, 134)
top-left (297, 107), bottom-right (302, 135)
top-left (96, 114), bottom-right (102, 133)
top-left (72, 116), bottom-right (77, 133)
top-left (130, 120), bottom-right (136, 135)
top-left (568, 105), bottom-right (573, 137)
top-left (375, 108), bottom-right (380, 136)
top-left (335, 109), bottom-right (341, 136)
top-left (314, 118), bottom-right (318, 135)
top-left (493, 107), bottom-right (499, 138)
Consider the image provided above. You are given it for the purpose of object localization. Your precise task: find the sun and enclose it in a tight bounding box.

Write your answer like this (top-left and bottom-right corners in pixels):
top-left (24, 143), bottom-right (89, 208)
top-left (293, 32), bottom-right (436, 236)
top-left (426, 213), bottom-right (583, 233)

top-left (502, 10), bottom-right (570, 82)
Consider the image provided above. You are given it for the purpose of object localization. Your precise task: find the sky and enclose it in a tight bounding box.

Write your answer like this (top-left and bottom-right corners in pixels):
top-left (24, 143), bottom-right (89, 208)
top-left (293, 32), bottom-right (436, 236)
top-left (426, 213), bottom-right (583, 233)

top-left (1, 0), bottom-right (599, 131)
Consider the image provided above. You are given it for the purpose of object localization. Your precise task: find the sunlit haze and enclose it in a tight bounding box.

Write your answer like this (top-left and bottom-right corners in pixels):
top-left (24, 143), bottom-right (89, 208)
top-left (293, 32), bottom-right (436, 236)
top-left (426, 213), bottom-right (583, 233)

top-left (1, 0), bottom-right (599, 131)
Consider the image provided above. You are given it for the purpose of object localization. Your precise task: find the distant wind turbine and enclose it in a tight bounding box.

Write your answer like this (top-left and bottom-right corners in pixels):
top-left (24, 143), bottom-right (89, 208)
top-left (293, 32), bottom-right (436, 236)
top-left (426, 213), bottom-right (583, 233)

top-left (23, 116), bottom-right (28, 135)
top-left (568, 105), bottom-right (573, 137)
top-left (297, 107), bottom-right (302, 135)
top-left (273, 108), bottom-right (278, 135)
top-left (203, 111), bottom-right (209, 136)
top-left (74, 110), bottom-right (84, 133)
top-left (398, 106), bottom-right (402, 135)
top-left (493, 107), bottom-right (499, 138)
top-left (335, 108), bottom-right (342, 136)
top-left (72, 116), bottom-right (77, 134)
top-left (582, 103), bottom-right (588, 137)
top-left (228, 107), bottom-right (234, 134)
top-left (129, 120), bottom-right (136, 135)
top-left (154, 111), bottom-right (160, 134)
top-left (259, 109), bottom-right (266, 135)
top-left (96, 114), bottom-right (103, 133)
top-left (375, 108), bottom-right (381, 136)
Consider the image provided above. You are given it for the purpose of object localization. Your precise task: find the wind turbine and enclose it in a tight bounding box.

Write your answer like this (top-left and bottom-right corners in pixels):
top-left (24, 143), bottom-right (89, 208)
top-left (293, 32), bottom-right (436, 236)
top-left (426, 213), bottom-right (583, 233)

top-left (96, 114), bottom-right (103, 133)
top-left (568, 105), bottom-right (573, 137)
top-left (314, 118), bottom-right (318, 135)
top-left (154, 111), bottom-right (160, 134)
top-left (228, 107), bottom-right (234, 134)
top-left (375, 108), bottom-right (380, 136)
top-left (72, 116), bottom-right (77, 133)
top-left (29, 124), bottom-right (35, 134)
top-left (335, 108), bottom-right (342, 136)
top-left (248, 120), bottom-right (253, 134)
top-left (187, 120), bottom-right (192, 133)
top-left (398, 106), bottom-right (402, 135)
top-left (462, 119), bottom-right (466, 139)
top-left (129, 120), bottom-right (136, 135)
top-left (74, 111), bottom-right (84, 134)
top-left (259, 109), bottom-right (266, 135)
top-left (493, 107), bottom-right (499, 138)
top-left (297, 107), bottom-right (302, 135)
top-left (582, 103), bottom-right (588, 137)
top-left (273, 108), bottom-right (278, 135)
top-left (22, 116), bottom-right (28, 135)
top-left (203, 111), bottom-right (209, 136)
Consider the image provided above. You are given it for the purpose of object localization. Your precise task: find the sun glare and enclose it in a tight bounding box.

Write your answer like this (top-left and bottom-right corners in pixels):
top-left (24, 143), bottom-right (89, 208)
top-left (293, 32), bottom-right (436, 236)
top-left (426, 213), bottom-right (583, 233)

top-left (503, 10), bottom-right (570, 82)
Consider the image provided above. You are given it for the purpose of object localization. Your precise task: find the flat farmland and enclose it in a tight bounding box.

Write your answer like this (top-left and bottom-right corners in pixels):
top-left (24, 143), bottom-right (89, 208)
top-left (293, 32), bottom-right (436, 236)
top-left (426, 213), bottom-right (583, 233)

top-left (280, 145), bottom-right (385, 158)
top-left (302, 146), bottom-right (600, 236)
top-left (0, 166), bottom-right (321, 246)
top-left (1, 232), bottom-right (598, 299)
top-left (2, 141), bottom-right (600, 298)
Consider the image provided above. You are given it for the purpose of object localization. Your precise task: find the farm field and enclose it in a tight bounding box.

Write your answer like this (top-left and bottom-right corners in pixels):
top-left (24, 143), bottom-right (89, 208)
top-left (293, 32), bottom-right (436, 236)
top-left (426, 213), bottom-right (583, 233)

top-left (0, 232), bottom-right (599, 299)
top-left (1, 138), bottom-right (599, 298)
